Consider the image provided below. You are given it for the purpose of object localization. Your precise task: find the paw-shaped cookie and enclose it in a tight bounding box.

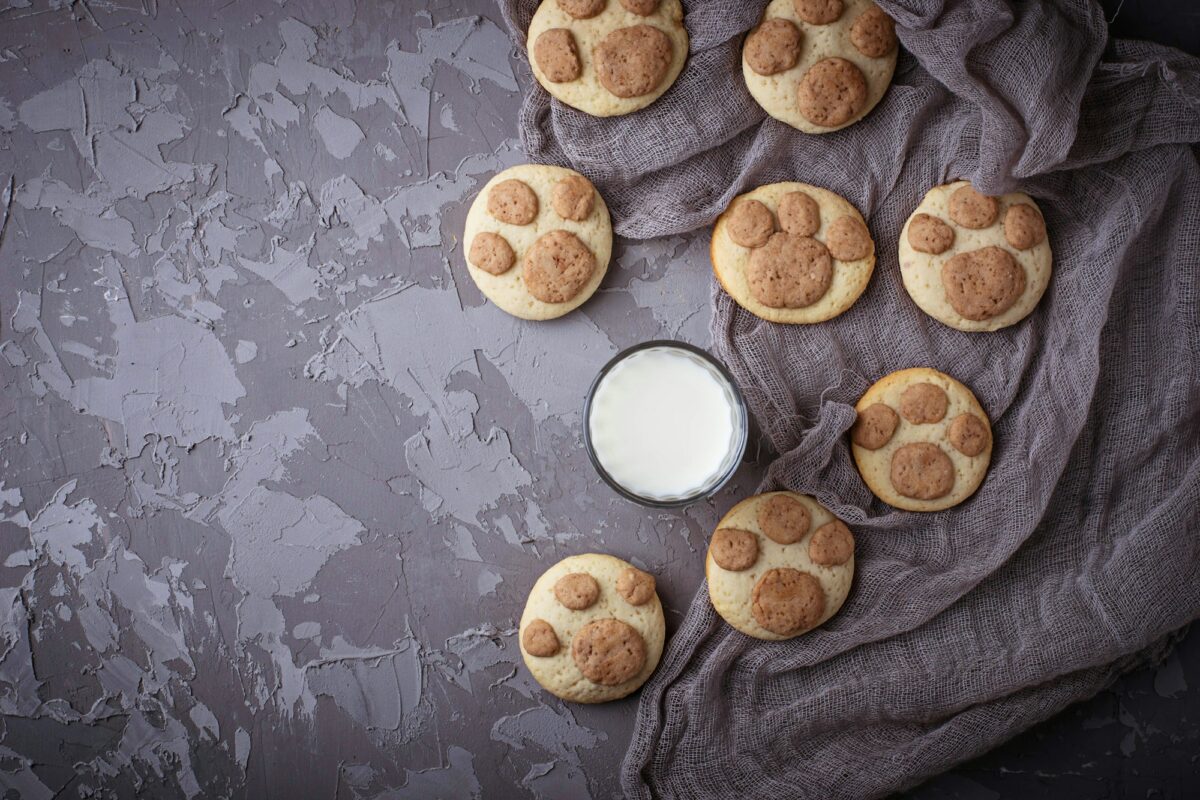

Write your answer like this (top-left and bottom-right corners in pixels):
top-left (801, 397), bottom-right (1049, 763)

top-left (527, 0), bottom-right (689, 117)
top-left (850, 367), bottom-right (992, 511)
top-left (899, 180), bottom-right (1052, 331)
top-left (706, 492), bottom-right (855, 640)
top-left (712, 181), bottom-right (875, 324)
top-left (464, 164), bottom-right (612, 320)
top-left (742, 0), bottom-right (898, 133)
top-left (519, 553), bottom-right (665, 703)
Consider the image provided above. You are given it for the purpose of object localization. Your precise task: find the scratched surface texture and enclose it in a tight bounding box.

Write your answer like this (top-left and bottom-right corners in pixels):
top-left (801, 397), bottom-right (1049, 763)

top-left (0, 1), bottom-right (1195, 799)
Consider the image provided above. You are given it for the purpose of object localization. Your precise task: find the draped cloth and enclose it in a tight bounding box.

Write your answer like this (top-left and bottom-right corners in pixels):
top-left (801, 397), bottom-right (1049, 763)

top-left (499, 1), bottom-right (1200, 795)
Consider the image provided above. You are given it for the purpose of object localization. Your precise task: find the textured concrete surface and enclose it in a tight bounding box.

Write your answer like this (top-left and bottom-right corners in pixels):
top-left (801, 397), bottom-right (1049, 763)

top-left (0, 1), bottom-right (1194, 798)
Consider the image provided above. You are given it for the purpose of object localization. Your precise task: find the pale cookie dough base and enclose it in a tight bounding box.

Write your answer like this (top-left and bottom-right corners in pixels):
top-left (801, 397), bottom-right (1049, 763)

top-left (899, 180), bottom-right (1053, 331)
top-left (527, 0), bottom-right (688, 117)
top-left (711, 181), bottom-right (875, 324)
top-left (519, 553), bottom-right (665, 703)
top-left (464, 164), bottom-right (611, 321)
top-left (743, 0), bottom-right (897, 133)
top-left (706, 492), bottom-right (854, 641)
top-left (852, 367), bottom-right (993, 512)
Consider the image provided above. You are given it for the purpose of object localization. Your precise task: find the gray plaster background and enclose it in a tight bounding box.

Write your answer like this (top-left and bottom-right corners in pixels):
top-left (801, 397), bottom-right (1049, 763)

top-left (0, 1), bottom-right (1194, 798)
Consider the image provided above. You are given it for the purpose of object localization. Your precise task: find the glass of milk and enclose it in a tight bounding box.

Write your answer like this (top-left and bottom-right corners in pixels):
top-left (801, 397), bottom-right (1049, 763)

top-left (584, 341), bottom-right (748, 507)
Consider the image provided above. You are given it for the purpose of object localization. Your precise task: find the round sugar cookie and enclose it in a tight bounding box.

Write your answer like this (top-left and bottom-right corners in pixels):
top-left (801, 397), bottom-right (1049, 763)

top-left (742, 0), bottom-right (898, 133)
top-left (711, 181), bottom-right (875, 324)
top-left (527, 0), bottom-right (688, 117)
top-left (706, 492), bottom-right (855, 640)
top-left (851, 367), bottom-right (993, 512)
top-left (519, 553), bottom-right (665, 703)
top-left (899, 180), bottom-right (1052, 331)
top-left (464, 164), bottom-right (611, 320)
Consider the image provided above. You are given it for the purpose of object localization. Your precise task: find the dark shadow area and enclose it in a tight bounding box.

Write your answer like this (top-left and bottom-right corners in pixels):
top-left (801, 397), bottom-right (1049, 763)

top-left (1100, 0), bottom-right (1200, 54)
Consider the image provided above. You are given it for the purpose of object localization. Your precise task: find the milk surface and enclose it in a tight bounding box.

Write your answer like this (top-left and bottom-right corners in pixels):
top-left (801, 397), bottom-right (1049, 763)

top-left (588, 347), bottom-right (739, 500)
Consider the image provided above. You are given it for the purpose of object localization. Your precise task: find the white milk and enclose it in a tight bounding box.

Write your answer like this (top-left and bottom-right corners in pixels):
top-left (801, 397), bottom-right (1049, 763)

top-left (587, 346), bottom-right (742, 501)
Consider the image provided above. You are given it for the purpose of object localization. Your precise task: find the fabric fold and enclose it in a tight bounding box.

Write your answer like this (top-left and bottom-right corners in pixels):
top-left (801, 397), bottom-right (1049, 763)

top-left (499, 0), bottom-right (1200, 796)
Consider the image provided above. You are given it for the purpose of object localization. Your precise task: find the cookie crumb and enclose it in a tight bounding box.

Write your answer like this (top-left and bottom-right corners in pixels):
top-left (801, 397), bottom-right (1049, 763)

top-left (850, 4), bottom-right (896, 58)
top-left (942, 245), bottom-right (1026, 321)
top-left (557, 0), bottom-right (605, 19)
top-left (1004, 203), bottom-right (1046, 250)
top-left (744, 17), bottom-right (803, 77)
top-left (617, 567), bottom-right (656, 606)
top-left (900, 382), bottom-right (949, 424)
top-left (523, 230), bottom-right (597, 304)
top-left (825, 215), bottom-right (873, 262)
top-left (752, 568), bottom-right (825, 635)
top-left (594, 25), bottom-right (673, 98)
top-left (523, 619), bottom-right (560, 657)
top-left (711, 528), bottom-right (760, 571)
top-left (619, 0), bottom-right (659, 15)
top-left (793, 0), bottom-right (843, 25)
top-left (852, 402), bottom-right (899, 450)
top-left (890, 442), bottom-right (955, 500)
top-left (797, 57), bottom-right (868, 128)
top-left (948, 184), bottom-right (999, 229)
top-left (747, 232), bottom-right (834, 308)
top-left (728, 198), bottom-right (776, 248)
top-left (949, 413), bottom-right (990, 457)
top-left (552, 174), bottom-right (595, 221)
top-left (488, 179), bottom-right (539, 225)
top-left (572, 618), bottom-right (647, 685)
top-left (554, 572), bottom-right (601, 610)
top-left (468, 232), bottom-right (515, 276)
top-left (758, 494), bottom-right (811, 545)
top-left (534, 28), bottom-right (582, 83)
top-left (778, 191), bottom-right (821, 236)
top-left (907, 212), bottom-right (955, 254)
top-left (809, 520), bottom-right (854, 566)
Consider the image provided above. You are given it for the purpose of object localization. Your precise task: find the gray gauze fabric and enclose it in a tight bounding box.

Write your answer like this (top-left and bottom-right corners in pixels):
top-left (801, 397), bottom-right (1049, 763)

top-left (500, 0), bottom-right (1200, 796)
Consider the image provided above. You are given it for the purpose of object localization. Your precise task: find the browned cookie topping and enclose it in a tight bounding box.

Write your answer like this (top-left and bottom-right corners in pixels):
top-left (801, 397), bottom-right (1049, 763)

top-left (890, 442), bottom-right (955, 500)
top-left (797, 57), bottom-right (868, 128)
top-left (616, 566), bottom-right (657, 606)
top-left (941, 245), bottom-right (1026, 320)
top-left (948, 184), bottom-right (999, 229)
top-left (594, 25), bottom-right (673, 98)
top-left (949, 413), bottom-right (990, 457)
top-left (1003, 203), bottom-right (1046, 250)
top-left (757, 494), bottom-right (811, 545)
top-left (727, 198), bottom-right (776, 248)
top-left (552, 174), bottom-right (595, 221)
top-left (809, 520), bottom-right (854, 566)
top-left (852, 402), bottom-right (899, 450)
top-left (534, 28), bottom-right (583, 83)
top-left (778, 191), bottom-right (821, 237)
top-left (899, 382), bottom-right (949, 424)
top-left (745, 18), bottom-right (803, 77)
top-left (522, 619), bottom-right (560, 657)
top-left (907, 212), bottom-right (955, 254)
top-left (554, 571), bottom-right (601, 610)
top-left (711, 528), bottom-right (760, 571)
top-left (850, 5), bottom-right (897, 58)
top-left (747, 232), bottom-right (834, 308)
top-left (572, 618), bottom-right (647, 685)
top-left (488, 179), bottom-right (539, 225)
top-left (619, 0), bottom-right (659, 14)
top-left (793, 0), bottom-right (843, 25)
top-left (523, 230), bottom-right (597, 304)
top-left (468, 232), bottom-right (515, 276)
top-left (558, 0), bottom-right (606, 19)
top-left (752, 568), bottom-right (825, 635)
top-left (825, 215), bottom-right (873, 261)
